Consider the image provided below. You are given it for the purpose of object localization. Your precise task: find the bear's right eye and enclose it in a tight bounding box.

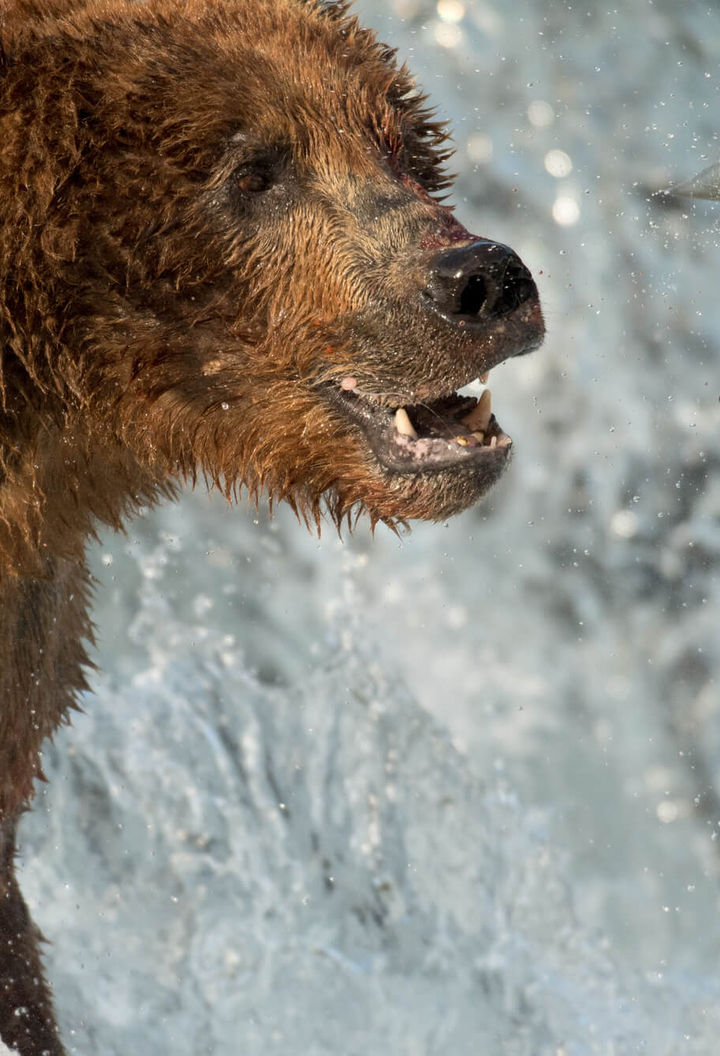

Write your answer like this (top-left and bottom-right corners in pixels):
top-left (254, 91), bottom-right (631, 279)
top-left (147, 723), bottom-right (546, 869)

top-left (230, 142), bottom-right (290, 197)
top-left (226, 141), bottom-right (291, 211)
top-left (236, 169), bottom-right (274, 194)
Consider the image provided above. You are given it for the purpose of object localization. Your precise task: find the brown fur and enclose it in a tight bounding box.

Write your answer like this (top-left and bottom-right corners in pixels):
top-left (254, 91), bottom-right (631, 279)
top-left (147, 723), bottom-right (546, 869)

top-left (0, 1), bottom-right (543, 1051)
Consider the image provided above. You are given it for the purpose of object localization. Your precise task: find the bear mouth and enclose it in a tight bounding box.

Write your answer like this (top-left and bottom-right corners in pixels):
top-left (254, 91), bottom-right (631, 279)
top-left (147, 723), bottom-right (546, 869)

top-left (326, 374), bottom-right (511, 475)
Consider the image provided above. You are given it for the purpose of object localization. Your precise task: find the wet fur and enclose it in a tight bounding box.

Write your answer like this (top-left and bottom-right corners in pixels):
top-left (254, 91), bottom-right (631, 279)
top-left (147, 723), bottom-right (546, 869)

top-left (0, 1), bottom-right (542, 1051)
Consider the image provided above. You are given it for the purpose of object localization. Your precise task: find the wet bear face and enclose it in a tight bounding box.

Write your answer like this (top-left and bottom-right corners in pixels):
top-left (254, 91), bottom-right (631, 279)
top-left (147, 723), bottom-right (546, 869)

top-left (1, 0), bottom-right (543, 530)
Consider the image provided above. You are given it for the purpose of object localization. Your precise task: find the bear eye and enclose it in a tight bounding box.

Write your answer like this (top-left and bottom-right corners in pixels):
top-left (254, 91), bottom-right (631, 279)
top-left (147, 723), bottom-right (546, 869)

top-left (226, 141), bottom-right (291, 211)
top-left (235, 168), bottom-right (274, 194)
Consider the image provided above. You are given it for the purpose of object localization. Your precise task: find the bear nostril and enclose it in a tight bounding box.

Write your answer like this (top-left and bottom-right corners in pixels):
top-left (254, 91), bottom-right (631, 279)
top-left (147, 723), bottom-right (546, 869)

top-left (458, 273), bottom-right (487, 316)
top-left (493, 258), bottom-right (535, 316)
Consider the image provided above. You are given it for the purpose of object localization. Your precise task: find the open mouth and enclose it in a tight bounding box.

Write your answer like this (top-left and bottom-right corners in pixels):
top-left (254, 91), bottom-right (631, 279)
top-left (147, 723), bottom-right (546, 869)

top-left (326, 373), bottom-right (511, 474)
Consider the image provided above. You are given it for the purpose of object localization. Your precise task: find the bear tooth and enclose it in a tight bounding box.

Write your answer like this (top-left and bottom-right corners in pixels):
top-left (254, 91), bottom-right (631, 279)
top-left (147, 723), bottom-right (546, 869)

top-left (394, 407), bottom-right (417, 439)
top-left (480, 372), bottom-right (490, 383)
top-left (461, 389), bottom-right (492, 433)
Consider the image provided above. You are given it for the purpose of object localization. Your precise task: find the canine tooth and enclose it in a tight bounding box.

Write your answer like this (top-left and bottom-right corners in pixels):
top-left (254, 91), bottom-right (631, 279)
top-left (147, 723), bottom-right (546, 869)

top-left (394, 407), bottom-right (417, 439)
top-left (480, 372), bottom-right (490, 383)
top-left (489, 435), bottom-right (498, 449)
top-left (461, 389), bottom-right (492, 433)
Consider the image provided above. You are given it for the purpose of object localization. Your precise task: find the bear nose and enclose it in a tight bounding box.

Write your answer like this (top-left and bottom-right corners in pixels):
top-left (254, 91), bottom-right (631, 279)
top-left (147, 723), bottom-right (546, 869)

top-left (423, 240), bottom-right (536, 328)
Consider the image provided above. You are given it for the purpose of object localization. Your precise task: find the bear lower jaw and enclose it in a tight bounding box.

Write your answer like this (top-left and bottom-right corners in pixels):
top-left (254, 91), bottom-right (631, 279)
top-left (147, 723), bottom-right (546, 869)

top-left (326, 383), bottom-right (513, 476)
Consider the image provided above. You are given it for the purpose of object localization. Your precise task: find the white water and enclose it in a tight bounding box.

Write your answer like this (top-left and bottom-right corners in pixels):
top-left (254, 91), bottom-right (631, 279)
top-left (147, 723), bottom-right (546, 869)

top-left (18, 0), bottom-right (720, 1052)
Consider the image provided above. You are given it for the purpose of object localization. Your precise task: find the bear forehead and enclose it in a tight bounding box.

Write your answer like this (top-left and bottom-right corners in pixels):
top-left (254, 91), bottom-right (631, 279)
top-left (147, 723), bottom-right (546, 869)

top-left (14, 0), bottom-right (403, 107)
top-left (13, 0), bottom-right (419, 165)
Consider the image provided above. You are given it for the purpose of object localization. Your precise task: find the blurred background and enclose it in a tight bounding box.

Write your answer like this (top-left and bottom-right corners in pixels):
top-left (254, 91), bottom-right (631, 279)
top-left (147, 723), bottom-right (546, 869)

top-left (19, 0), bottom-right (720, 1052)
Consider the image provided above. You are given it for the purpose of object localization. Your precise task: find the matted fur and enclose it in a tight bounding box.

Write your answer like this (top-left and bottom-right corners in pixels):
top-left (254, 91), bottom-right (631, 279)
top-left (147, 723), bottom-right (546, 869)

top-left (0, 1), bottom-right (543, 1051)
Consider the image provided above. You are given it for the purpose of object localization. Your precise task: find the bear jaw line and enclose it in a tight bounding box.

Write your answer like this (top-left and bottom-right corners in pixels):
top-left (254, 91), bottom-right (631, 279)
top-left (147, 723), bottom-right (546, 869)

top-left (327, 376), bottom-right (513, 475)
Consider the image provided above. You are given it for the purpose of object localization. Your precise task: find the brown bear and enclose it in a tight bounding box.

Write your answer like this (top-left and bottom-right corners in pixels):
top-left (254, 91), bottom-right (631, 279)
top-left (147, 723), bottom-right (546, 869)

top-left (0, 0), bottom-right (544, 1051)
